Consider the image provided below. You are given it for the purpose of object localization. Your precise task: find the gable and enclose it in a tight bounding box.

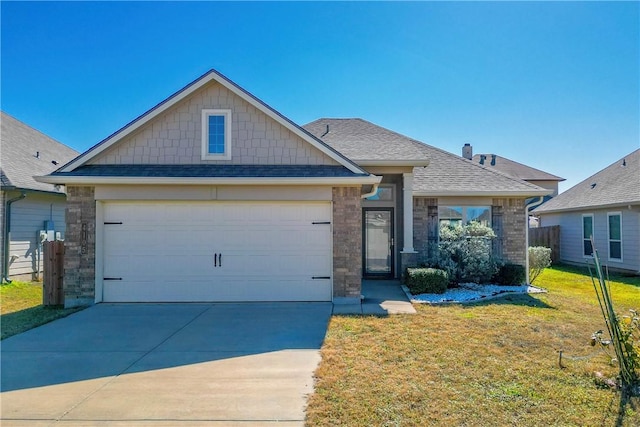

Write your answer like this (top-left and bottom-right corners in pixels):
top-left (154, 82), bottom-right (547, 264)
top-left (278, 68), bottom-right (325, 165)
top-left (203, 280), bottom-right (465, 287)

top-left (89, 81), bottom-right (340, 167)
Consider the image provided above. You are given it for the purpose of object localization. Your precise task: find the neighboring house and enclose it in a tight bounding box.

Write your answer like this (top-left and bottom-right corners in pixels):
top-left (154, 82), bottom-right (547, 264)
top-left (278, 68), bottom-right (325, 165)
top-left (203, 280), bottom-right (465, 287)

top-left (466, 147), bottom-right (565, 198)
top-left (534, 149), bottom-right (640, 274)
top-left (1, 112), bottom-right (79, 281)
top-left (37, 69), bottom-right (549, 307)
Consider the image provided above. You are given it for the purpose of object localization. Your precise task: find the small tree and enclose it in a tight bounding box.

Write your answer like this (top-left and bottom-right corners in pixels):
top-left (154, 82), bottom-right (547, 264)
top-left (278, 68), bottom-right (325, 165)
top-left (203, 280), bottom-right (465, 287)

top-left (528, 246), bottom-right (552, 284)
top-left (435, 222), bottom-right (498, 284)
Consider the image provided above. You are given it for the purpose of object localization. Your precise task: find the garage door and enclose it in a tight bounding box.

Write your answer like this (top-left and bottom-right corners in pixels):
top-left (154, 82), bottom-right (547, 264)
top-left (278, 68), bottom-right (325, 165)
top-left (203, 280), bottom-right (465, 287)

top-left (102, 201), bottom-right (332, 302)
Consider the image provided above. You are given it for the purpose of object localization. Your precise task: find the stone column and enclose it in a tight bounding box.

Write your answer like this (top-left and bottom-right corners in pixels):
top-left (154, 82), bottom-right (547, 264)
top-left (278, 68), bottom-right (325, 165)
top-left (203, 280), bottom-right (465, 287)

top-left (400, 173), bottom-right (417, 273)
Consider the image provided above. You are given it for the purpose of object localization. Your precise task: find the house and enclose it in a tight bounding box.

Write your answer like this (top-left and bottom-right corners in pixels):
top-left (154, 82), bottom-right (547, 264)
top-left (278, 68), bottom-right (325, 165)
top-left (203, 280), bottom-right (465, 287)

top-left (36, 69), bottom-right (550, 307)
top-left (464, 147), bottom-right (565, 198)
top-left (1, 112), bottom-right (79, 281)
top-left (534, 149), bottom-right (640, 274)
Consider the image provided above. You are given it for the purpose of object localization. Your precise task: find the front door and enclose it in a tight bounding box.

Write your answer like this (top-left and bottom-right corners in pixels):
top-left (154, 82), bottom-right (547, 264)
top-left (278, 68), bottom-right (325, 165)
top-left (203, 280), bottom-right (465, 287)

top-left (363, 208), bottom-right (394, 278)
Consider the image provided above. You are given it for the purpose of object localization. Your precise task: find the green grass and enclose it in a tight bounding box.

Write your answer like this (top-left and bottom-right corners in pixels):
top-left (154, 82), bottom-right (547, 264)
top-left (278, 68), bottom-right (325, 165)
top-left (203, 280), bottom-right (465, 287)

top-left (306, 265), bottom-right (640, 426)
top-left (1, 281), bottom-right (82, 340)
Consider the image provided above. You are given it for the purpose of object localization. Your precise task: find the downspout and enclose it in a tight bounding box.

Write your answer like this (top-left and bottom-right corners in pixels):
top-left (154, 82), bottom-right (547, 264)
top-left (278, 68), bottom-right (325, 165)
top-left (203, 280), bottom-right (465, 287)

top-left (3, 191), bottom-right (27, 283)
top-left (361, 182), bottom-right (380, 199)
top-left (525, 196), bottom-right (545, 284)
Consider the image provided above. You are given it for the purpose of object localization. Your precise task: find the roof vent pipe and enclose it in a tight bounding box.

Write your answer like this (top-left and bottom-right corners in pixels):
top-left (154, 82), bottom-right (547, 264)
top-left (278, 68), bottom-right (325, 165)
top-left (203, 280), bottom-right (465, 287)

top-left (462, 143), bottom-right (472, 160)
top-left (321, 124), bottom-right (330, 138)
top-left (491, 154), bottom-right (496, 166)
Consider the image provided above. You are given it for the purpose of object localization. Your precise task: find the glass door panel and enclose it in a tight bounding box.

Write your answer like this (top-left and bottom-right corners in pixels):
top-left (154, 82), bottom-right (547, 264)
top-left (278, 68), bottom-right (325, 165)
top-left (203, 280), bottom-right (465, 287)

top-left (364, 209), bottom-right (393, 276)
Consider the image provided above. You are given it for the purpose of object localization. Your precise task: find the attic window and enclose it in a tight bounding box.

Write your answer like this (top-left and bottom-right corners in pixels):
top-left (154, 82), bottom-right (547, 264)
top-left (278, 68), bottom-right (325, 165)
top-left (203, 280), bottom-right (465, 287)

top-left (201, 109), bottom-right (232, 160)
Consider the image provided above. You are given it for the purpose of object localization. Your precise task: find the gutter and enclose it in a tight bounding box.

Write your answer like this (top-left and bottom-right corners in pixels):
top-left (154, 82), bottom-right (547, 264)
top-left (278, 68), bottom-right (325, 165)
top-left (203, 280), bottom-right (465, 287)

top-left (525, 196), bottom-right (545, 285)
top-left (3, 191), bottom-right (26, 283)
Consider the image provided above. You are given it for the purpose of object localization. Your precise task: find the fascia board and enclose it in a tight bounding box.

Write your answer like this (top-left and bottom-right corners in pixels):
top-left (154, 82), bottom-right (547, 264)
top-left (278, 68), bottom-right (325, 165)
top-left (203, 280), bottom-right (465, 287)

top-left (355, 160), bottom-right (430, 167)
top-left (535, 201), bottom-right (640, 215)
top-left (34, 174), bottom-right (382, 186)
top-left (412, 189), bottom-right (552, 198)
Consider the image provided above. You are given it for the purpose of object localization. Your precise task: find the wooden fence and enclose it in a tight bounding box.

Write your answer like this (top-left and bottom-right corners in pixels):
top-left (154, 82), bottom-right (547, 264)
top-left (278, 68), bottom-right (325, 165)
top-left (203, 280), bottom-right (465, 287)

top-left (43, 241), bottom-right (64, 306)
top-left (529, 225), bottom-right (560, 263)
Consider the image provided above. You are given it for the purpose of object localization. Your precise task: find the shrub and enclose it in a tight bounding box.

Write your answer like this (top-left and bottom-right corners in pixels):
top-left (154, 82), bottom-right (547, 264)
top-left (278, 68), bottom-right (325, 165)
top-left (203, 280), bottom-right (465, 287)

top-left (493, 263), bottom-right (526, 285)
top-left (529, 246), bottom-right (552, 284)
top-left (405, 268), bottom-right (449, 294)
top-left (435, 222), bottom-right (499, 284)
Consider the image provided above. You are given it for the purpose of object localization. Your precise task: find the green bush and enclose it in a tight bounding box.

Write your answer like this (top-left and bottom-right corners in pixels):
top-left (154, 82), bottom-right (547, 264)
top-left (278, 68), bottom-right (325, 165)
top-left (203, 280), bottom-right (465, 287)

top-left (493, 263), bottom-right (526, 285)
top-left (405, 268), bottom-right (449, 294)
top-left (529, 246), bottom-right (552, 284)
top-left (433, 222), bottom-right (499, 284)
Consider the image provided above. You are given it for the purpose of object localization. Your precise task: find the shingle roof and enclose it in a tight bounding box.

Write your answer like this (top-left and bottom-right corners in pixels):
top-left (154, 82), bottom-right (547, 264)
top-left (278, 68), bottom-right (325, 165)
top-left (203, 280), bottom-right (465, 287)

top-left (535, 149), bottom-right (640, 213)
top-left (52, 164), bottom-right (362, 178)
top-left (471, 154), bottom-right (564, 182)
top-left (303, 118), bottom-right (549, 196)
top-left (1, 112), bottom-right (79, 193)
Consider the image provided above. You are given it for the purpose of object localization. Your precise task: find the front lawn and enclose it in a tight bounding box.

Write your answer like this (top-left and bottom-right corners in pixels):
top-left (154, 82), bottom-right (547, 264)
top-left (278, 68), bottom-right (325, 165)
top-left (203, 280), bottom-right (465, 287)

top-left (307, 265), bottom-right (640, 426)
top-left (0, 281), bottom-right (82, 340)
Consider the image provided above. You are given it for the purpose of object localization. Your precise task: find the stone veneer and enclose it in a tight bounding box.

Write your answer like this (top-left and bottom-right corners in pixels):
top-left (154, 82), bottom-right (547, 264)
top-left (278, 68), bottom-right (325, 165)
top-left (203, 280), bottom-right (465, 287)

top-left (64, 186), bottom-right (96, 307)
top-left (332, 187), bottom-right (362, 301)
top-left (412, 197), bottom-right (527, 268)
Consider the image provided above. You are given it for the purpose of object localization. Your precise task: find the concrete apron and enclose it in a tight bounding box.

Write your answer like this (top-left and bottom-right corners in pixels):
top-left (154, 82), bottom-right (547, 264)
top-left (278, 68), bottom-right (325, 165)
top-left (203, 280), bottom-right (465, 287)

top-left (1, 302), bottom-right (332, 426)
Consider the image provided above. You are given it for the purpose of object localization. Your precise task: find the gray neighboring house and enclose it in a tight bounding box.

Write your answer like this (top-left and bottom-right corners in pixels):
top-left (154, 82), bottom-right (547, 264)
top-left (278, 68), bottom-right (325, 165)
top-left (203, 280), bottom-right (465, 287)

top-left (1, 112), bottom-right (79, 281)
top-left (534, 149), bottom-right (640, 274)
top-left (37, 70), bottom-right (550, 307)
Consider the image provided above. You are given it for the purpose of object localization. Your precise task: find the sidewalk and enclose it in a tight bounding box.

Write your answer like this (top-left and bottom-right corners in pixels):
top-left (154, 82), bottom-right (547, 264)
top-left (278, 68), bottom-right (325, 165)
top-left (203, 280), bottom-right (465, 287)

top-left (333, 280), bottom-right (416, 315)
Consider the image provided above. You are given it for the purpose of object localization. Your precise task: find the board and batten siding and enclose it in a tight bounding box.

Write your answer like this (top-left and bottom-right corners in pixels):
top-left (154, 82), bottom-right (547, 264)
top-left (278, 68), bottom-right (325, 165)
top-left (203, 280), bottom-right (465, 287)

top-left (540, 207), bottom-right (640, 273)
top-left (89, 81), bottom-right (340, 167)
top-left (7, 193), bottom-right (67, 278)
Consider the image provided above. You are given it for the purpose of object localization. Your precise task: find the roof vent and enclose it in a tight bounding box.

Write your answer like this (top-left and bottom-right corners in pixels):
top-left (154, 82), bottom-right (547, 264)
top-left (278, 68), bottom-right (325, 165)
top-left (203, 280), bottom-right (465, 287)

top-left (491, 154), bottom-right (496, 166)
top-left (622, 158), bottom-right (626, 167)
top-left (479, 154), bottom-right (486, 165)
top-left (591, 183), bottom-right (597, 189)
top-left (35, 151), bottom-right (40, 159)
top-left (462, 143), bottom-right (472, 160)
top-left (51, 160), bottom-right (58, 165)
top-left (321, 124), bottom-right (330, 138)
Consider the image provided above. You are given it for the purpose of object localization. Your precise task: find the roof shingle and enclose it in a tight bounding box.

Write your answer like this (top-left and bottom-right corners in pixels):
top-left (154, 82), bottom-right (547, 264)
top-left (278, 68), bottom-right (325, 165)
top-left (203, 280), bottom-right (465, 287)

top-left (535, 149), bottom-right (640, 213)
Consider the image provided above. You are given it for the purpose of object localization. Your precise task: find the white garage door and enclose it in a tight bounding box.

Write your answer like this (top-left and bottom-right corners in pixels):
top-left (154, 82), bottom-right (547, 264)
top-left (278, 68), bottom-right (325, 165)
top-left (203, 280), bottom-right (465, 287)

top-left (102, 201), bottom-right (332, 302)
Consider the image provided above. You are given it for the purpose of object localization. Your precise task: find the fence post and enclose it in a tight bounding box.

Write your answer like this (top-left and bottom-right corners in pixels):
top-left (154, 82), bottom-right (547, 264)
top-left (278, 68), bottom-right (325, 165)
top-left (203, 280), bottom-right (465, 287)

top-left (43, 241), bottom-right (64, 306)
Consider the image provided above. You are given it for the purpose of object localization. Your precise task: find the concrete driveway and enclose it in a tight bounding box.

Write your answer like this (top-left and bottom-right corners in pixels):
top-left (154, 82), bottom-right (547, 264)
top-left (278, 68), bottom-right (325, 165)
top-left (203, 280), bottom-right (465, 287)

top-left (1, 302), bottom-right (332, 426)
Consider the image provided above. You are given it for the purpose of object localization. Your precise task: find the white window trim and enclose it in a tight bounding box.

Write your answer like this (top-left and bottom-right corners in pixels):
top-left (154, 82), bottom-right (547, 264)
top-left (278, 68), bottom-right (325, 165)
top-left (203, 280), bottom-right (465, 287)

top-left (201, 109), bottom-right (232, 160)
top-left (582, 213), bottom-right (594, 258)
top-left (607, 212), bottom-right (623, 262)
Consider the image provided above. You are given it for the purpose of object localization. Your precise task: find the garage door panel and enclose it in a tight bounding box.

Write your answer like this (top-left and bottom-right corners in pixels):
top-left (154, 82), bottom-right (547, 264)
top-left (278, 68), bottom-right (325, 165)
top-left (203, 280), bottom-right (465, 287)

top-left (102, 201), bottom-right (332, 302)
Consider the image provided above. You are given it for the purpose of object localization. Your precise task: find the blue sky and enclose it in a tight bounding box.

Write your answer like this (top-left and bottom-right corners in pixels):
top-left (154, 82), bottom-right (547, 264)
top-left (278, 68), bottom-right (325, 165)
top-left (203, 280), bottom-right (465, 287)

top-left (2, 1), bottom-right (638, 193)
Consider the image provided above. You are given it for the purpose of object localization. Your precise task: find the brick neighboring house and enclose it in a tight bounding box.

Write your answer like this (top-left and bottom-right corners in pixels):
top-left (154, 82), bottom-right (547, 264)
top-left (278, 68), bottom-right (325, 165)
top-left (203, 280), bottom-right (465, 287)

top-left (1, 112), bottom-right (79, 281)
top-left (37, 69), bottom-right (549, 307)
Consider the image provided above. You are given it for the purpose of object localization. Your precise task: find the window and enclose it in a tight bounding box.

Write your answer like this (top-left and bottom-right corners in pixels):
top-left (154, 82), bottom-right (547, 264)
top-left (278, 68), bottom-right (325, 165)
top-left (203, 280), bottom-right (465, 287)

top-left (582, 214), bottom-right (594, 257)
top-left (201, 109), bottom-right (232, 160)
top-left (608, 212), bottom-right (622, 261)
top-left (438, 206), bottom-right (491, 228)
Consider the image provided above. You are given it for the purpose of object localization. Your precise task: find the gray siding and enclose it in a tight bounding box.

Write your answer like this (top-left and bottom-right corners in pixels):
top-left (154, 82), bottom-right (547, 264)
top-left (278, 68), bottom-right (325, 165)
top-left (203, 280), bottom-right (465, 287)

top-left (540, 207), bottom-right (640, 272)
top-left (7, 192), bottom-right (67, 278)
top-left (90, 81), bottom-right (339, 167)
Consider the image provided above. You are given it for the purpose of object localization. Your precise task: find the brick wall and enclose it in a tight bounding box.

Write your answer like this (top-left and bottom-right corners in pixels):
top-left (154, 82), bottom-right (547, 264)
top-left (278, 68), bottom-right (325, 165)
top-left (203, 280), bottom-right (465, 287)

top-left (64, 186), bottom-right (96, 307)
top-left (492, 198), bottom-right (527, 266)
top-left (332, 187), bottom-right (362, 300)
top-left (90, 82), bottom-right (338, 167)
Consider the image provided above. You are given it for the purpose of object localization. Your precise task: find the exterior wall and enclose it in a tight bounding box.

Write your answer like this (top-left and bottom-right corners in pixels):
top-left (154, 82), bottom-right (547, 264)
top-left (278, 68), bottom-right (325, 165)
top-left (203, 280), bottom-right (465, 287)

top-left (0, 191), bottom-right (5, 279)
top-left (540, 207), bottom-right (640, 273)
top-left (90, 82), bottom-right (339, 167)
top-left (6, 192), bottom-right (67, 279)
top-left (332, 187), bottom-right (362, 301)
top-left (412, 197), bottom-right (527, 268)
top-left (64, 186), bottom-right (96, 307)
top-left (492, 198), bottom-right (527, 266)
